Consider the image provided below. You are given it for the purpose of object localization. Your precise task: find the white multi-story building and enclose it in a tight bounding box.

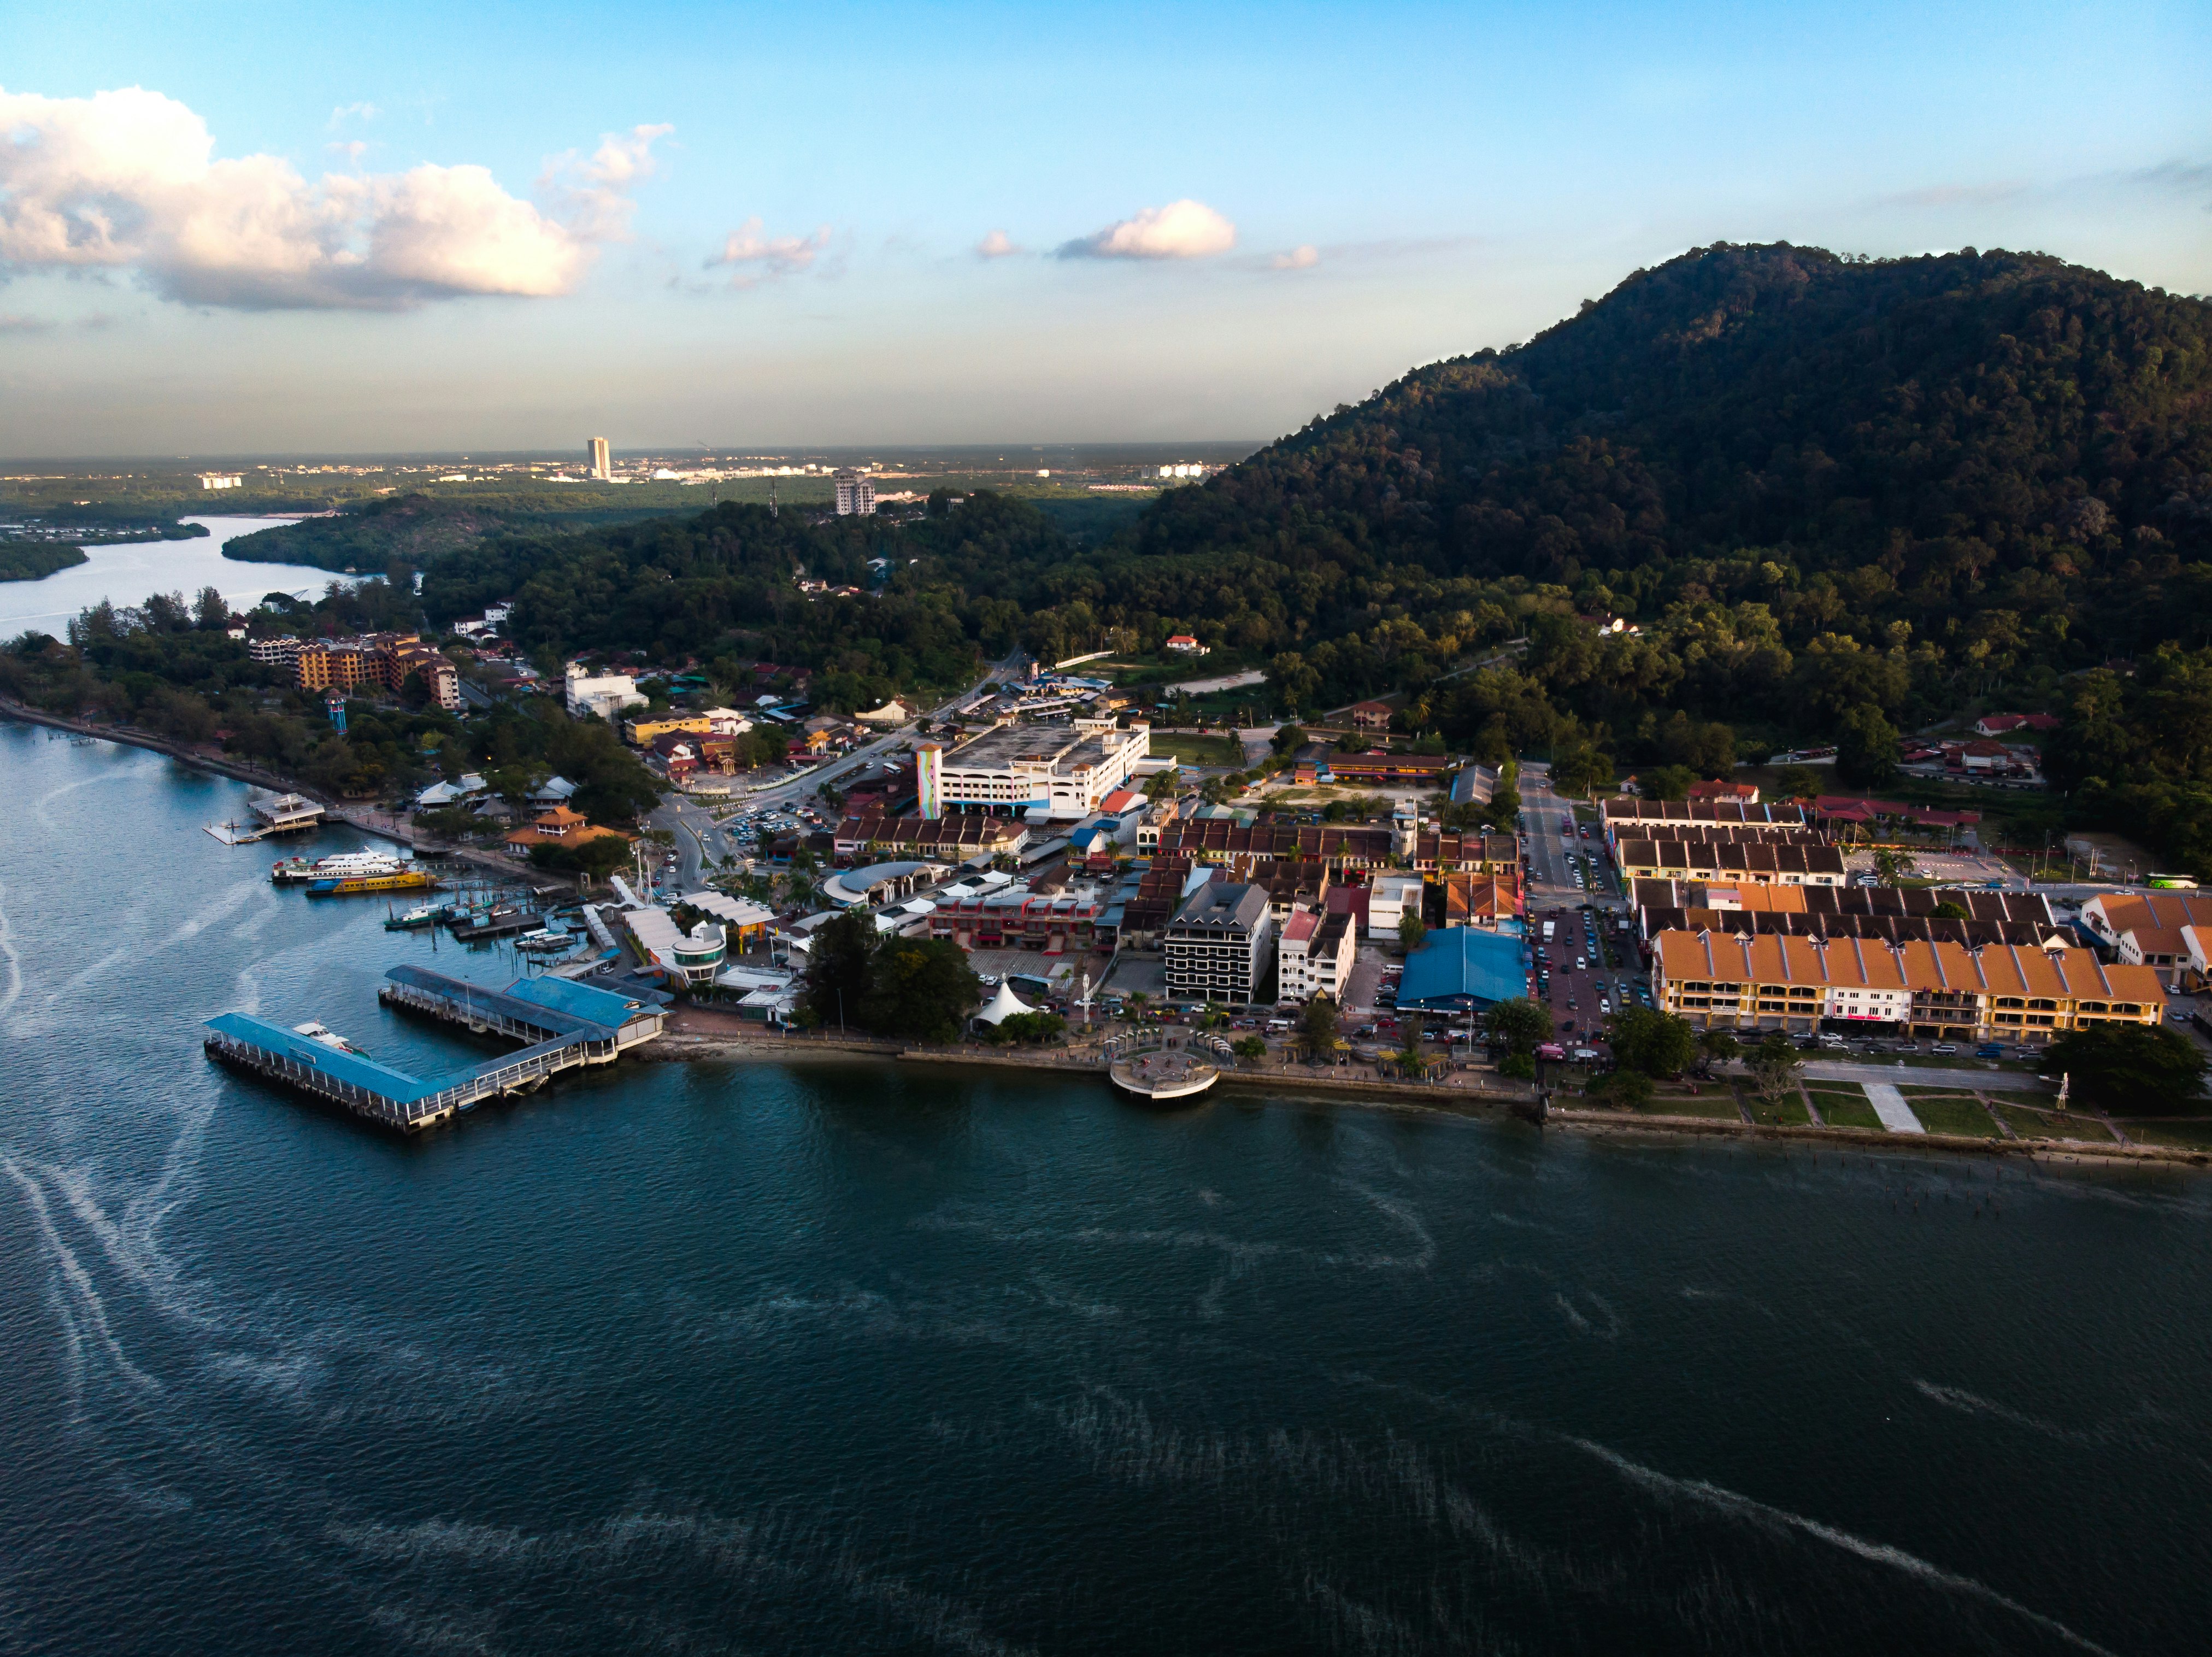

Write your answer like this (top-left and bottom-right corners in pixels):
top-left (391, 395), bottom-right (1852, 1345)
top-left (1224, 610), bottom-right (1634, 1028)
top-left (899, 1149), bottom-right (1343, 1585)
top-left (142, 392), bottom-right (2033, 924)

top-left (246, 634), bottom-right (302, 667)
top-left (564, 660), bottom-right (647, 722)
top-left (198, 473), bottom-right (243, 490)
top-left (587, 437), bottom-right (611, 481)
top-left (921, 719), bottom-right (1149, 822)
top-left (1277, 909), bottom-right (1355, 1002)
top-left (834, 469), bottom-right (876, 516)
top-left (1163, 882), bottom-right (1274, 1007)
top-left (1366, 873), bottom-right (1426, 938)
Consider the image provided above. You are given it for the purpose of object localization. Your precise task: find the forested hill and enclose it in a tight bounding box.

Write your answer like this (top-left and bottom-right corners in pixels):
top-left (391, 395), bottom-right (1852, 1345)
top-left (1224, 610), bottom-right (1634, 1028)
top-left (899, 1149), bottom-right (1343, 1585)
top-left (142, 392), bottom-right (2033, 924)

top-left (1141, 243), bottom-right (2212, 634)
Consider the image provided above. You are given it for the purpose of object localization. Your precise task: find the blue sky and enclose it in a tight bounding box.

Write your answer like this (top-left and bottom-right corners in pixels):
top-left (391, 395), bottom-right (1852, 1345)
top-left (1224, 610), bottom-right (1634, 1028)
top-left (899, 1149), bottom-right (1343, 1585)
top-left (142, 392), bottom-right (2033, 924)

top-left (2, 0), bottom-right (2207, 455)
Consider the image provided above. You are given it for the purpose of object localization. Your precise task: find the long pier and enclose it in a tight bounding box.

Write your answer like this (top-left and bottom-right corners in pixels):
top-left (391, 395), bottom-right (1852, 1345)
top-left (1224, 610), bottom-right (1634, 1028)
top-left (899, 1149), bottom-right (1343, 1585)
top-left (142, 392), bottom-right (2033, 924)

top-left (204, 967), bottom-right (670, 1132)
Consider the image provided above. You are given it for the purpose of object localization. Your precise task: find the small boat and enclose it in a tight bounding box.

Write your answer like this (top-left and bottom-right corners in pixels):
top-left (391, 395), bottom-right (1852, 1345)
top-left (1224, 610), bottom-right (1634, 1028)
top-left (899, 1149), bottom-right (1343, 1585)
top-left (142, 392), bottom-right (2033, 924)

top-left (385, 902), bottom-right (448, 931)
top-left (291, 1020), bottom-right (367, 1055)
top-left (515, 922), bottom-right (574, 954)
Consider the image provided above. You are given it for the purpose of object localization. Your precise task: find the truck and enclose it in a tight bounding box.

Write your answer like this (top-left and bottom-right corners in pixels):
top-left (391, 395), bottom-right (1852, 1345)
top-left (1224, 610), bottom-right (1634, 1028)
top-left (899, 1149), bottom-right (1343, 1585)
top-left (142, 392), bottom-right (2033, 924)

top-left (1542, 920), bottom-right (1556, 942)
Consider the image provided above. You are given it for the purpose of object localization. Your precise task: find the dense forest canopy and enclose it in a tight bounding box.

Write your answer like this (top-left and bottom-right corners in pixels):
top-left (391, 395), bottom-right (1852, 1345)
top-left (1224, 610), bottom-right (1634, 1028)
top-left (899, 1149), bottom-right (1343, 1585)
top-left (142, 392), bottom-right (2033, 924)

top-left (22, 243), bottom-right (2206, 865)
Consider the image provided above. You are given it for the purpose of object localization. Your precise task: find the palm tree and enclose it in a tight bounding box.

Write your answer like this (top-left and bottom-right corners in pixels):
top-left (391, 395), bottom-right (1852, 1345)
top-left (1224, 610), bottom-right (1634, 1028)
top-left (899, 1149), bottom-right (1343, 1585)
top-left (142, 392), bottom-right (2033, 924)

top-left (1872, 848), bottom-right (1917, 888)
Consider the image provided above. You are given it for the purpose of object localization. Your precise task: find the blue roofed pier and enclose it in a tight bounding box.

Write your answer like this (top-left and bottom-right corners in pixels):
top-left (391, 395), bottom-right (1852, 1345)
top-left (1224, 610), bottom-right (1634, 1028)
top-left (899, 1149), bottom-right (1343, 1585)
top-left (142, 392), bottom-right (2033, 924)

top-left (203, 967), bottom-right (670, 1133)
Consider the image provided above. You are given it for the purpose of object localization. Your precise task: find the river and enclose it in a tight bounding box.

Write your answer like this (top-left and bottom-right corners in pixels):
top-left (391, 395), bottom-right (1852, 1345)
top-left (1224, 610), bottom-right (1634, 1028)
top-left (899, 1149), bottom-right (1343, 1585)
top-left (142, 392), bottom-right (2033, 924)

top-left (1, 728), bottom-right (2207, 1655)
top-left (0, 516), bottom-right (350, 635)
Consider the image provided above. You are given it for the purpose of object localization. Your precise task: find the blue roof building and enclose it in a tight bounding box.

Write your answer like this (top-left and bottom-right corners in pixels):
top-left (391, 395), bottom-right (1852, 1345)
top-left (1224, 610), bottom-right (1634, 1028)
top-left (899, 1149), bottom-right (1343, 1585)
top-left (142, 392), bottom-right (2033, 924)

top-left (1395, 926), bottom-right (1527, 1010)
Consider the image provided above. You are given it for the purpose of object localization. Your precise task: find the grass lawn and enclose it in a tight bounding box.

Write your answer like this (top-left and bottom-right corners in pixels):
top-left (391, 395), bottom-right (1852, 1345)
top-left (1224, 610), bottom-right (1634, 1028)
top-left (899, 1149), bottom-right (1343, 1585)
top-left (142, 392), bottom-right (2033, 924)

top-left (1810, 1089), bottom-right (1885, 1129)
top-left (1745, 1091), bottom-right (1811, 1126)
top-left (1904, 1096), bottom-right (2003, 1137)
top-left (2116, 1118), bottom-right (2212, 1150)
top-left (1147, 735), bottom-right (1245, 767)
top-left (1995, 1104), bottom-right (2115, 1143)
top-left (1630, 1094), bottom-right (1745, 1120)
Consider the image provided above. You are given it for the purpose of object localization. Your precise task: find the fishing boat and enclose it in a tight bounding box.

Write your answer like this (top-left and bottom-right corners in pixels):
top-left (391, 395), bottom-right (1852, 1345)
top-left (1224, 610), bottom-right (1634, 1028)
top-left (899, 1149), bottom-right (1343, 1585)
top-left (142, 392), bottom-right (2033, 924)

top-left (384, 901), bottom-right (449, 931)
top-left (306, 867), bottom-right (440, 897)
top-left (291, 1020), bottom-right (367, 1055)
top-left (514, 921), bottom-right (575, 954)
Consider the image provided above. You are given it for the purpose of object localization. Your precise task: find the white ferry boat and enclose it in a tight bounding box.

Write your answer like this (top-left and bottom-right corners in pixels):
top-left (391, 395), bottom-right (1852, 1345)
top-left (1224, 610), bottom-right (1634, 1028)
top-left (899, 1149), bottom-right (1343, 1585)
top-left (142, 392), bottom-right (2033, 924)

top-left (291, 1020), bottom-right (366, 1055)
top-left (272, 849), bottom-right (410, 885)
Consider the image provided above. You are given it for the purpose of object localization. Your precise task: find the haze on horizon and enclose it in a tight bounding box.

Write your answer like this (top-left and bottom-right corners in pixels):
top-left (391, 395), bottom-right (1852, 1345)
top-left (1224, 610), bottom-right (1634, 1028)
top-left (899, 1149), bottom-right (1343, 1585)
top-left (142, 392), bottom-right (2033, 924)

top-left (3, 0), bottom-right (2207, 459)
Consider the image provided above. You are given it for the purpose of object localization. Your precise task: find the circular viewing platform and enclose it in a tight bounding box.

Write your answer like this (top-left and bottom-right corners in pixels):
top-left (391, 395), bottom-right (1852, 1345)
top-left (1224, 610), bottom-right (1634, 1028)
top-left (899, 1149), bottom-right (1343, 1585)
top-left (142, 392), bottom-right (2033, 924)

top-left (1109, 1050), bottom-right (1219, 1103)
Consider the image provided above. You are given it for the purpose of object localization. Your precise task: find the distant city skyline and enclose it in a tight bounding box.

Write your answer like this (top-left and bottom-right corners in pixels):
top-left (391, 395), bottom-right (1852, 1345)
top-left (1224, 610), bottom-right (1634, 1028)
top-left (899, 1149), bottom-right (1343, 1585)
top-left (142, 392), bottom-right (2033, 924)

top-left (3, 0), bottom-right (2208, 456)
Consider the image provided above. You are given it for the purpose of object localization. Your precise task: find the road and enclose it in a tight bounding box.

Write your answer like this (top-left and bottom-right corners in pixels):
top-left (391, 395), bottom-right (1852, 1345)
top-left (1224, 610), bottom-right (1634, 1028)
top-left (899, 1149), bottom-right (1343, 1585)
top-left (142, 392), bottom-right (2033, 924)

top-left (648, 648), bottom-right (1034, 898)
top-left (1520, 763), bottom-right (1647, 1049)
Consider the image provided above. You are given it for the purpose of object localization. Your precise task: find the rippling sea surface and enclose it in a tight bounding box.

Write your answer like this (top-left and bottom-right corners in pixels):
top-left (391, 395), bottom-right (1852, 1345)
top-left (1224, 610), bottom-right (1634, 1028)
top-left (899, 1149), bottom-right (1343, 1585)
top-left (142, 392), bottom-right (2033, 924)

top-left (2, 728), bottom-right (2208, 1655)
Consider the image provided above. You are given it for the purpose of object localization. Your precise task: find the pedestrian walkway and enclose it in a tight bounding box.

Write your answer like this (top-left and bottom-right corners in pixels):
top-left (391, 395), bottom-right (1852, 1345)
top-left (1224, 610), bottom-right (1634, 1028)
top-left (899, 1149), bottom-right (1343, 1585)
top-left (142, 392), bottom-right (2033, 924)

top-left (1862, 1081), bottom-right (1926, 1134)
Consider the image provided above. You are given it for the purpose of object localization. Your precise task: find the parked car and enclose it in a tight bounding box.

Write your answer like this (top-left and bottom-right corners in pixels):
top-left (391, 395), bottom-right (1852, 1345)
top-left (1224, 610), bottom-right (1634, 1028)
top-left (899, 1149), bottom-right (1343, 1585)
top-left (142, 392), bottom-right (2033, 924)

top-left (1932, 1042), bottom-right (1958, 1054)
top-left (1974, 1043), bottom-right (2004, 1058)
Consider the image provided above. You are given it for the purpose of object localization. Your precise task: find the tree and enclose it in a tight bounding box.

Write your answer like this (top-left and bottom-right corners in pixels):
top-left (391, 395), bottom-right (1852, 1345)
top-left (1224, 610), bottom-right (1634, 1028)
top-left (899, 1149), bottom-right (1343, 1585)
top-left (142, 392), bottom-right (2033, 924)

top-left (1642, 764), bottom-right (1696, 801)
top-left (193, 585), bottom-right (230, 630)
top-left (799, 908), bottom-right (876, 1029)
top-left (1593, 1069), bottom-right (1652, 1109)
top-left (2040, 1025), bottom-right (2207, 1115)
top-left (1929, 900), bottom-right (1969, 920)
top-left (1774, 765), bottom-right (1821, 802)
top-left (1871, 848), bottom-right (1917, 887)
top-left (1398, 910), bottom-right (1427, 953)
top-left (1397, 1029), bottom-right (1431, 1077)
top-left (1483, 996), bottom-right (1552, 1056)
top-left (1609, 1006), bottom-right (1695, 1078)
top-left (1696, 1029), bottom-right (1741, 1077)
top-left (1272, 722), bottom-right (1308, 755)
top-left (860, 935), bottom-right (982, 1043)
top-left (1300, 992), bottom-right (1340, 1061)
top-left (1232, 1035), bottom-right (1268, 1067)
top-left (1747, 1032), bottom-right (1803, 1107)
top-left (1836, 703), bottom-right (1901, 788)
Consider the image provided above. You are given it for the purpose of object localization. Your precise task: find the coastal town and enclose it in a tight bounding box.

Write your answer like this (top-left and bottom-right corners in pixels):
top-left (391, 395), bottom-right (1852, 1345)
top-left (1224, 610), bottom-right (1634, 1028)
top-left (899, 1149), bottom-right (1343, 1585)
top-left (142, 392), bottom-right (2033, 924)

top-left (86, 589), bottom-right (2193, 1157)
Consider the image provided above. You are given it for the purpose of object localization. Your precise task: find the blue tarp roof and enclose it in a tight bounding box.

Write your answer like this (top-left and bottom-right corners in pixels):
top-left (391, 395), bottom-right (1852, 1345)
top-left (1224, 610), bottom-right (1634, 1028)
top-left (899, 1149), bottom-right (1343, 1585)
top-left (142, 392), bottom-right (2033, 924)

top-left (1396, 926), bottom-right (1527, 1009)
top-left (205, 1013), bottom-right (456, 1105)
top-left (504, 972), bottom-right (666, 1023)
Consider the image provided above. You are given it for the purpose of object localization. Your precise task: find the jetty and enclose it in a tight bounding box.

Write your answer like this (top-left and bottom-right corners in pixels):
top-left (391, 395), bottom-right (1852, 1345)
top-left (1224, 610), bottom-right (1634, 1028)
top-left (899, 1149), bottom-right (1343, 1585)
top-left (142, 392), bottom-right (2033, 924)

top-left (204, 791), bottom-right (326, 844)
top-left (204, 967), bottom-right (669, 1132)
top-left (1109, 1048), bottom-right (1219, 1103)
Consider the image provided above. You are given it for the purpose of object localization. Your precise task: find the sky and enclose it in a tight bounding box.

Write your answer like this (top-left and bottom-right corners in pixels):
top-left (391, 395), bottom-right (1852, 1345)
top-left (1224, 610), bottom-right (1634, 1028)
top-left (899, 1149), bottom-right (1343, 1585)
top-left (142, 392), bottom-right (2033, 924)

top-left (1, 0), bottom-right (2208, 457)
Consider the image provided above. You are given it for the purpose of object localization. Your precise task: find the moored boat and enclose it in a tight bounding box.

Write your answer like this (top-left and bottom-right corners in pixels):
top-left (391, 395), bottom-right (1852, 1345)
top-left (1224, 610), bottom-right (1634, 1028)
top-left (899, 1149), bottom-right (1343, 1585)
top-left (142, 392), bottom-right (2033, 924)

top-left (307, 868), bottom-right (441, 897)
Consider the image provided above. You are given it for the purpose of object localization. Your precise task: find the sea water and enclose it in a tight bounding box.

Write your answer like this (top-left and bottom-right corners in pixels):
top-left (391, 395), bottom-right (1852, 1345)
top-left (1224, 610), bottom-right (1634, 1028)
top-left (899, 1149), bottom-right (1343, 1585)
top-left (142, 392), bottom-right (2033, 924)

top-left (1, 727), bottom-right (2207, 1654)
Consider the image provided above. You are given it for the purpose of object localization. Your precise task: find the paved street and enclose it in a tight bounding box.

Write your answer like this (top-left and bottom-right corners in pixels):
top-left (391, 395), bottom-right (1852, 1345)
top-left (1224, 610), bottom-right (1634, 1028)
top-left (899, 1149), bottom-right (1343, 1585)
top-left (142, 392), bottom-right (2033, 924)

top-left (1520, 764), bottom-right (1645, 1049)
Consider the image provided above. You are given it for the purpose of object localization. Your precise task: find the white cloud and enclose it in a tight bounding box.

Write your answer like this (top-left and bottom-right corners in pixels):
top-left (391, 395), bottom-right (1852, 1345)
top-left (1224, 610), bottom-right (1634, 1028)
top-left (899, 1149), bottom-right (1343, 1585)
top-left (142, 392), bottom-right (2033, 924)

top-left (328, 101), bottom-right (380, 127)
top-left (1272, 244), bottom-right (1320, 271)
top-left (975, 228), bottom-right (1022, 259)
top-left (707, 217), bottom-right (832, 287)
top-left (0, 86), bottom-right (667, 309)
top-left (1057, 198), bottom-right (1236, 261)
top-left (538, 123), bottom-right (672, 243)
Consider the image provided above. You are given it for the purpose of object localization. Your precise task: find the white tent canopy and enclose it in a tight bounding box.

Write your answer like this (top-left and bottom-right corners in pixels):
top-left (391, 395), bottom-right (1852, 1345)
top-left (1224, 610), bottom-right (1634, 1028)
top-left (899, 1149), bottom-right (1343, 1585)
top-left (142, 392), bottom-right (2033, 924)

top-left (973, 980), bottom-right (1035, 1026)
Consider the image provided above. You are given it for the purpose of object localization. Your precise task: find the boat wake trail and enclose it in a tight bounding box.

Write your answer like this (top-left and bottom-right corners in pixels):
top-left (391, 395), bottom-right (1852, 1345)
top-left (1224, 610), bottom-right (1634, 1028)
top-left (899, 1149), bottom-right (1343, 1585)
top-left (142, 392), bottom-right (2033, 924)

top-left (1563, 1434), bottom-right (2119, 1656)
top-left (0, 877), bottom-right (22, 1020)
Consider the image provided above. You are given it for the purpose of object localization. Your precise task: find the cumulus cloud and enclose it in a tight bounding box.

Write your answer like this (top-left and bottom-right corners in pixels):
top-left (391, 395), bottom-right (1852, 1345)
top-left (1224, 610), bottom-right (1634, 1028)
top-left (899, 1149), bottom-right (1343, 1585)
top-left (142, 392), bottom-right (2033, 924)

top-left (1271, 244), bottom-right (1319, 270)
top-left (328, 101), bottom-right (379, 127)
top-left (1057, 198), bottom-right (1236, 260)
top-left (975, 228), bottom-right (1022, 259)
top-left (707, 217), bottom-right (832, 287)
top-left (0, 86), bottom-right (668, 309)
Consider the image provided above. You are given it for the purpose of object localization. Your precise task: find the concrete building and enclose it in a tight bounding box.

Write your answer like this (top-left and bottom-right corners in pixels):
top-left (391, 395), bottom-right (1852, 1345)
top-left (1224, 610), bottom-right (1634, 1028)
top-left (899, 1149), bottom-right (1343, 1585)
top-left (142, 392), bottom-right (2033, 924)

top-left (566, 660), bottom-right (648, 722)
top-left (834, 469), bottom-right (876, 516)
top-left (623, 906), bottom-right (726, 985)
top-left (198, 473), bottom-right (242, 489)
top-left (2080, 891), bottom-right (2212, 986)
top-left (1650, 930), bottom-right (2162, 1039)
top-left (587, 437), bottom-right (611, 481)
top-left (1278, 908), bottom-right (1355, 1003)
top-left (923, 719), bottom-right (1150, 821)
top-left (1612, 838), bottom-right (1847, 888)
top-left (1163, 882), bottom-right (1273, 1006)
top-left (247, 634), bottom-right (302, 668)
top-left (1366, 873), bottom-right (1426, 937)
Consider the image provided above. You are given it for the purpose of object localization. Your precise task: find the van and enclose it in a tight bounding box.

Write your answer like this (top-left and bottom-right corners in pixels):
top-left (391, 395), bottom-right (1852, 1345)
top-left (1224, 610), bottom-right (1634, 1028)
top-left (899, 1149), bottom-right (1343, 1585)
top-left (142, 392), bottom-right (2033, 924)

top-left (1542, 921), bottom-right (1556, 942)
top-left (1266, 1019), bottom-right (1292, 1033)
